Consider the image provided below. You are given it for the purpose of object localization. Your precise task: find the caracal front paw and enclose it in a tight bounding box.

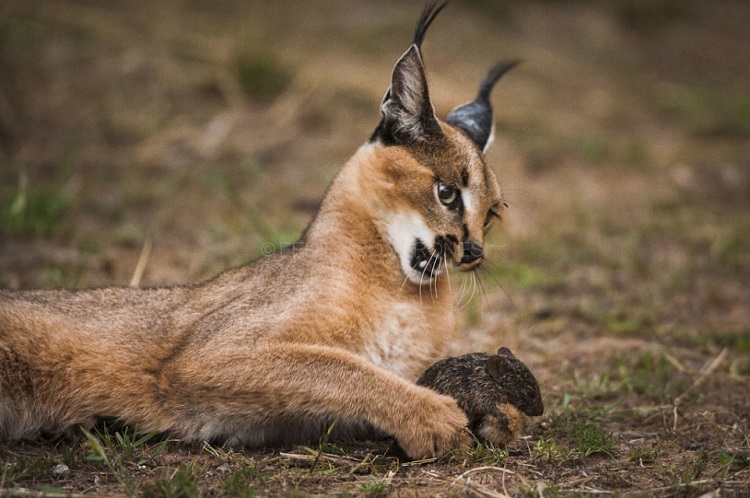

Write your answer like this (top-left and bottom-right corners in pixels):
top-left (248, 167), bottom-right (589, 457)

top-left (395, 391), bottom-right (471, 460)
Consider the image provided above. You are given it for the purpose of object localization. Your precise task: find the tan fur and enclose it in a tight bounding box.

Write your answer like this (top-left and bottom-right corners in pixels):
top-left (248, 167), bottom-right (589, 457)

top-left (0, 7), bottom-right (509, 459)
top-left (477, 403), bottom-right (525, 446)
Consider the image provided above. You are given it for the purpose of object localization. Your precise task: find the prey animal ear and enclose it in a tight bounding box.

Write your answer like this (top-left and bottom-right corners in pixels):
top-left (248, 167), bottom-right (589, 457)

top-left (485, 354), bottom-right (508, 381)
top-left (371, 1), bottom-right (447, 145)
top-left (497, 347), bottom-right (516, 359)
top-left (446, 60), bottom-right (521, 153)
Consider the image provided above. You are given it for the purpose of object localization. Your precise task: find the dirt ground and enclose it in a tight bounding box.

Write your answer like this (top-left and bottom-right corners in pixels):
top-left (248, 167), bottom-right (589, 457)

top-left (1, 0), bottom-right (749, 496)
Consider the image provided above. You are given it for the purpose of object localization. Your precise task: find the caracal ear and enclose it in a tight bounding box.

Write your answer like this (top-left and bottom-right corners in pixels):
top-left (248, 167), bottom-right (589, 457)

top-left (379, 46), bottom-right (441, 142)
top-left (372, 1), bottom-right (447, 145)
top-left (446, 60), bottom-right (521, 153)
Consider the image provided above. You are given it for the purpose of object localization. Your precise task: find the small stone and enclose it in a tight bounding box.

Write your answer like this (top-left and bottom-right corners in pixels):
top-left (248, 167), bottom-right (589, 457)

top-left (671, 164), bottom-right (693, 188)
top-left (51, 463), bottom-right (70, 478)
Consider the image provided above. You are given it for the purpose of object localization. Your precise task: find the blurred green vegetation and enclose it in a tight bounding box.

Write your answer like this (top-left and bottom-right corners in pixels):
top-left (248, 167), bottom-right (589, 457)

top-left (660, 86), bottom-right (750, 137)
top-left (236, 54), bottom-right (293, 100)
top-left (0, 172), bottom-right (71, 238)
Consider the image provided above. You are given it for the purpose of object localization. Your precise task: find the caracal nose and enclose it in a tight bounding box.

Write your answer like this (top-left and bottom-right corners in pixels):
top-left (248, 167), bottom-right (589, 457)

top-left (460, 240), bottom-right (483, 265)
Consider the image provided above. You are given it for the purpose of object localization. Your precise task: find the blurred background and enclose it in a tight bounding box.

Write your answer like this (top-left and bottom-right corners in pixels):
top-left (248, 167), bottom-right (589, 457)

top-left (0, 0), bottom-right (748, 374)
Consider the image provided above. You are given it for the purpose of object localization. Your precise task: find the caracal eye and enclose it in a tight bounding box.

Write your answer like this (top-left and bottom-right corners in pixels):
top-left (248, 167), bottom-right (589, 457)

top-left (437, 182), bottom-right (458, 207)
top-left (484, 208), bottom-right (500, 229)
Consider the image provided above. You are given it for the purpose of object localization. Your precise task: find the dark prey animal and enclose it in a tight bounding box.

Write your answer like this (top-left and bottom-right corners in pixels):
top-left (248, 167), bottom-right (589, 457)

top-left (417, 347), bottom-right (543, 445)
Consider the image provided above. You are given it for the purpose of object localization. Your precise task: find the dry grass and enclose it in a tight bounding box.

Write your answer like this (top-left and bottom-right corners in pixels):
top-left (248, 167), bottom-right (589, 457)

top-left (1, 0), bottom-right (749, 496)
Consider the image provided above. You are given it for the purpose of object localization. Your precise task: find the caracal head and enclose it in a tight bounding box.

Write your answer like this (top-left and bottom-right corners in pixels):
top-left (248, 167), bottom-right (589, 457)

top-left (361, 2), bottom-right (517, 286)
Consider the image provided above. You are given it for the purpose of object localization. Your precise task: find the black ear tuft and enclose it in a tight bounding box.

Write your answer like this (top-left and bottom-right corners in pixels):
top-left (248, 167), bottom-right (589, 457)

top-left (446, 60), bottom-right (521, 153)
top-left (413, 1), bottom-right (450, 49)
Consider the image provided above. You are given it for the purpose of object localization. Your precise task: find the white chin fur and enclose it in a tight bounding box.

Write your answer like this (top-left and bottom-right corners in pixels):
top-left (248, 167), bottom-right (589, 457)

top-left (384, 211), bottom-right (437, 284)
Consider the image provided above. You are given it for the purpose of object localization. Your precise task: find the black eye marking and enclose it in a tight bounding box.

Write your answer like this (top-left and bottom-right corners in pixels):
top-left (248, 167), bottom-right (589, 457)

top-left (461, 168), bottom-right (469, 187)
top-left (484, 208), bottom-right (501, 228)
top-left (437, 182), bottom-right (460, 210)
